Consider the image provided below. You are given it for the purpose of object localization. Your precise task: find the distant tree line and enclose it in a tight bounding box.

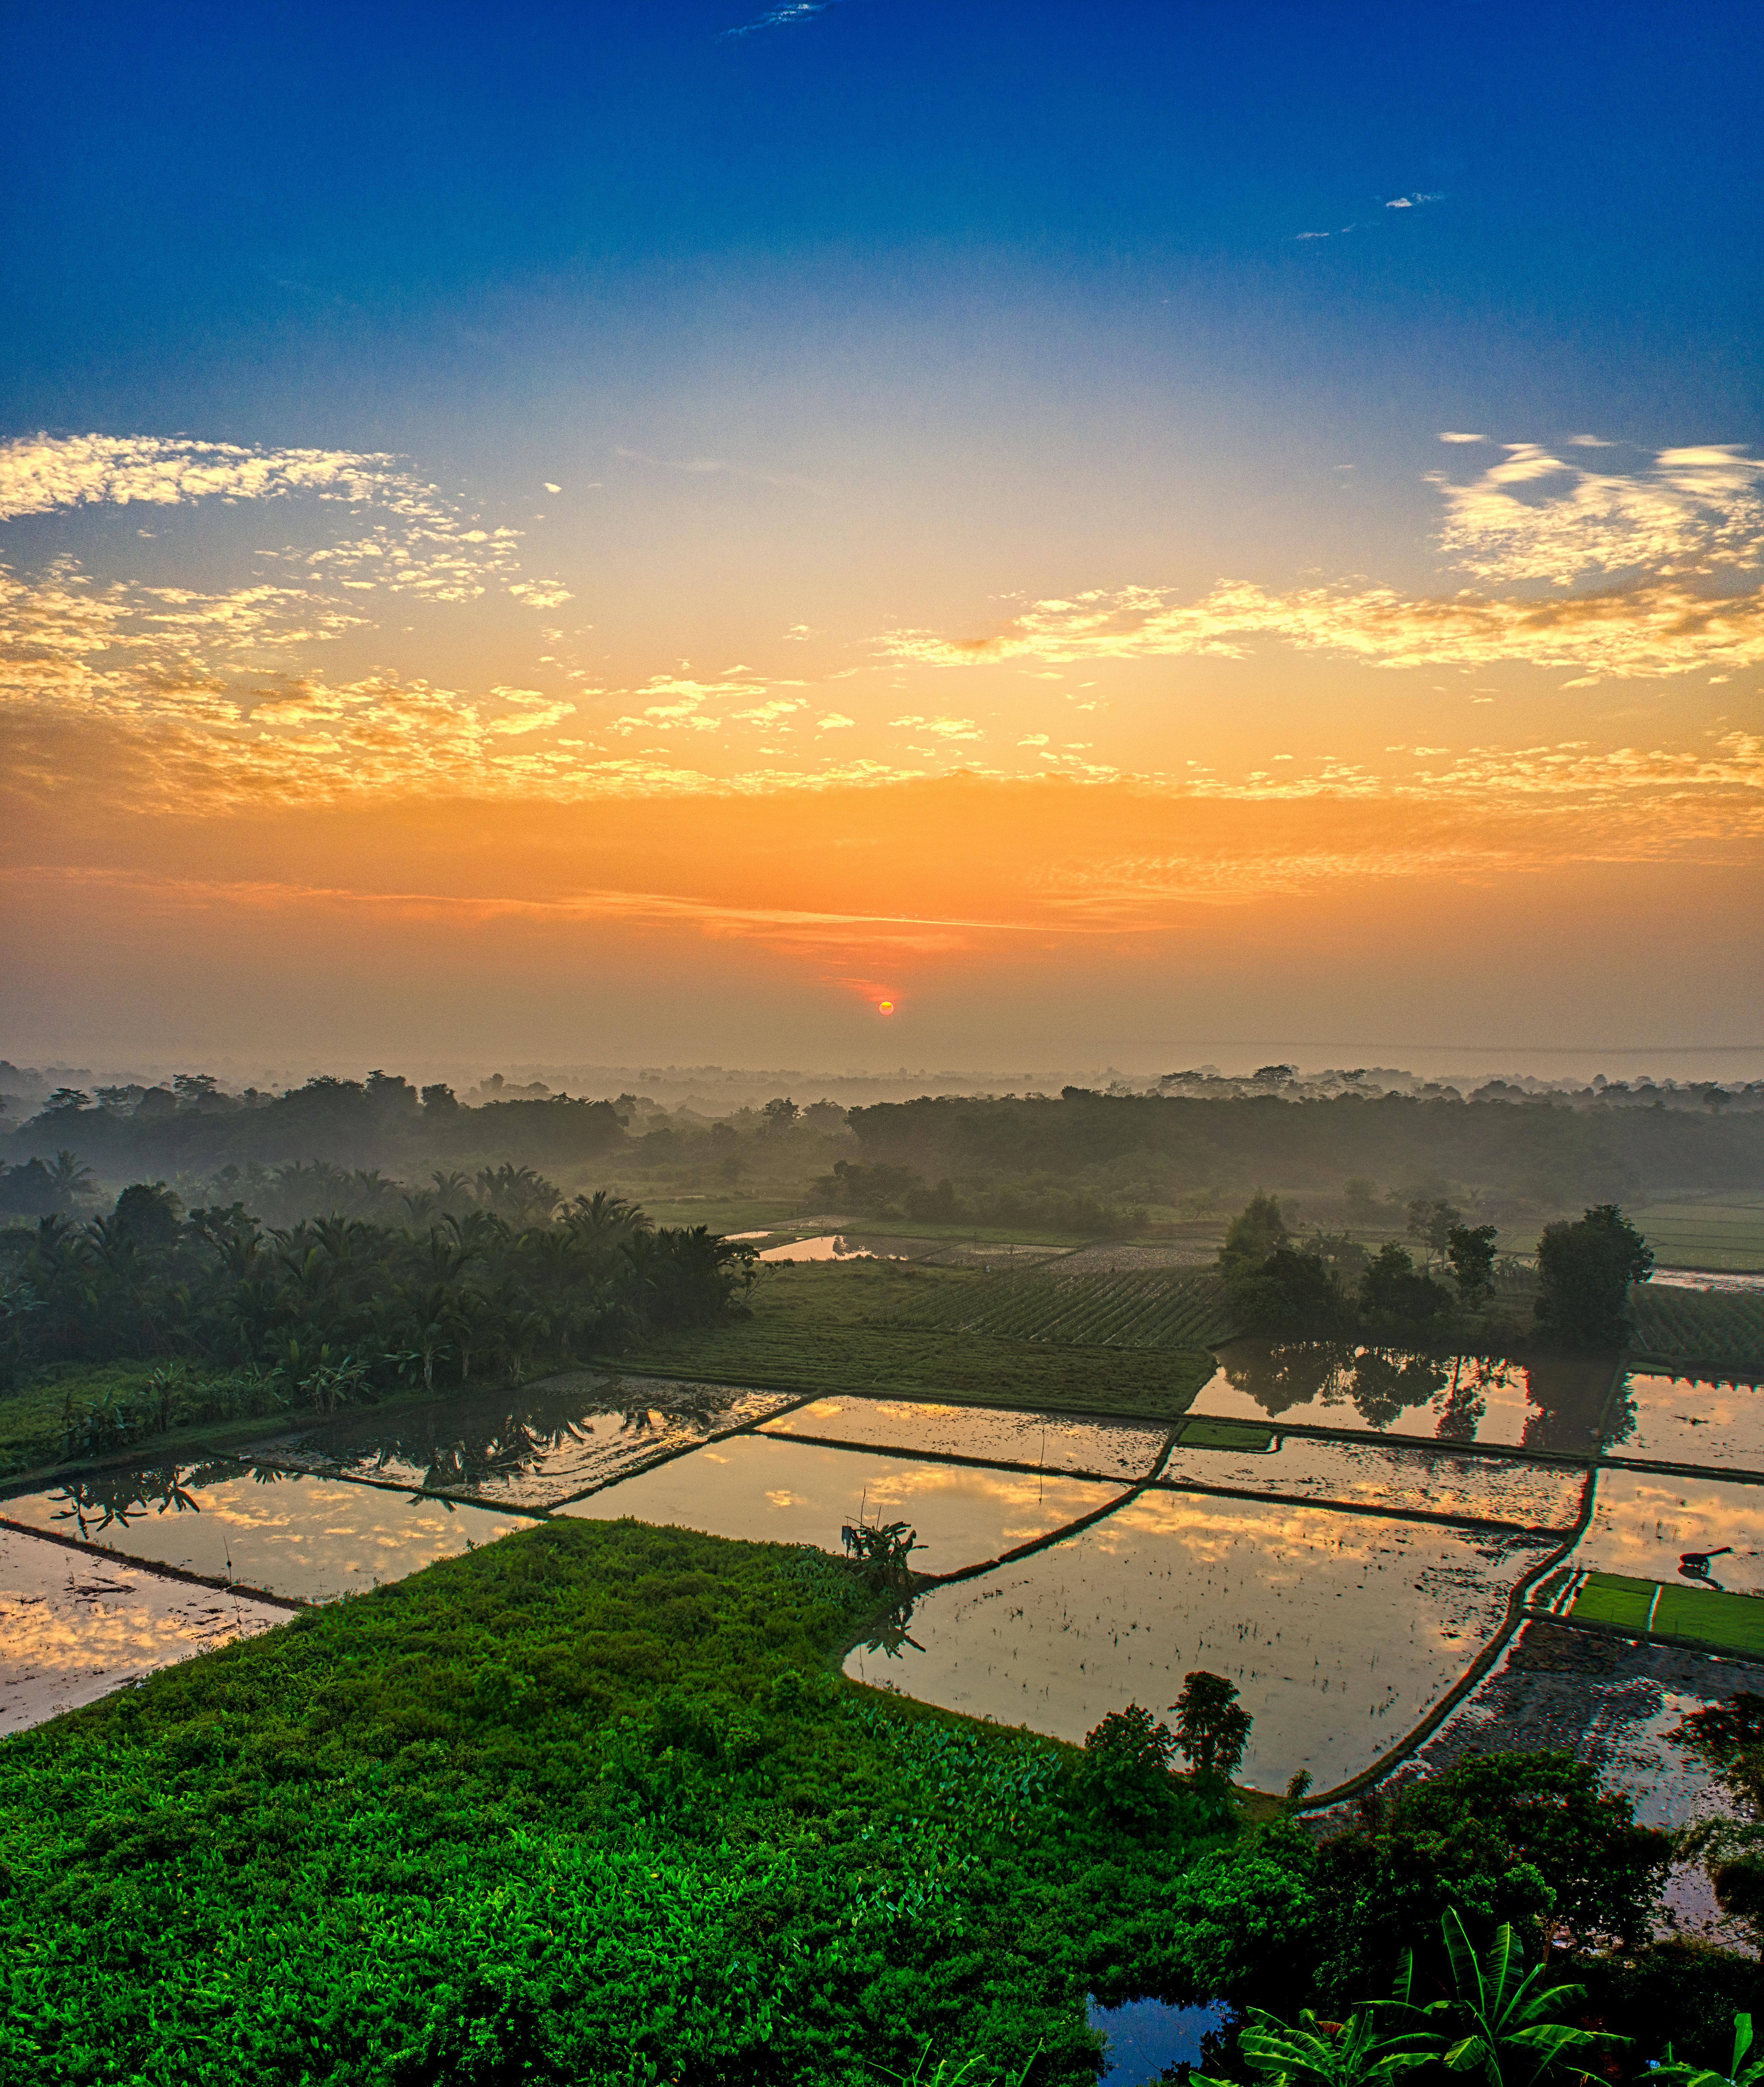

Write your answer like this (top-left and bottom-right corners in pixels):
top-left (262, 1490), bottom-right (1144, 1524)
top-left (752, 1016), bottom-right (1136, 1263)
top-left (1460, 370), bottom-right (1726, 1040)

top-left (846, 1089), bottom-right (1763, 1206)
top-left (1218, 1190), bottom-right (1654, 1349)
top-left (0, 1072), bottom-right (625, 1198)
top-left (0, 1177), bottom-right (756, 1411)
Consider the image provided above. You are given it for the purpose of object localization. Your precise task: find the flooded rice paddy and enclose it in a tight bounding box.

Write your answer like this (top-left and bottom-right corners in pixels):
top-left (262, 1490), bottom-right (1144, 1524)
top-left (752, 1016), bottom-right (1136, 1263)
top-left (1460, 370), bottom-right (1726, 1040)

top-left (0, 1461), bottom-right (527, 1603)
top-left (1158, 1432), bottom-right (1583, 1530)
top-left (1191, 1342), bottom-right (1616, 1455)
top-left (12, 1334), bottom-right (1764, 1789)
top-left (757, 1396), bottom-right (1170, 1480)
top-left (846, 1491), bottom-right (1551, 1790)
top-left (1605, 1371), bottom-right (1764, 1472)
top-left (1573, 1467), bottom-right (1764, 1594)
top-left (0, 1523), bottom-right (286, 1734)
top-left (264, 1372), bottom-right (795, 1508)
top-left (560, 1434), bottom-right (1129, 1573)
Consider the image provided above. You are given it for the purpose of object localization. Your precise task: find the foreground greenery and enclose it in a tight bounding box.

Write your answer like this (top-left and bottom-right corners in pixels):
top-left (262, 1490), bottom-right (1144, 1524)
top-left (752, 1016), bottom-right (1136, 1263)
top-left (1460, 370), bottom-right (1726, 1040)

top-left (2, 1518), bottom-right (1756, 2081)
top-left (0, 1519), bottom-right (1235, 2084)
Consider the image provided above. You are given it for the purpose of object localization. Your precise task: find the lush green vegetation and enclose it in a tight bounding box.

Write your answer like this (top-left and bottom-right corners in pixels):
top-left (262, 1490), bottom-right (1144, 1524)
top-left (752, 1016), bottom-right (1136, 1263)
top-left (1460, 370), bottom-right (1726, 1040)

top-left (0, 1517), bottom-right (1236, 2085)
top-left (1569, 1573), bottom-right (1764, 1658)
top-left (904, 1269), bottom-right (1239, 1350)
top-left (3, 1516), bottom-right (1751, 2081)
top-left (0, 1358), bottom-right (288, 1479)
top-left (610, 1259), bottom-right (1219, 1420)
top-left (1625, 1194), bottom-right (1764, 1274)
top-left (0, 1183), bottom-right (751, 1404)
top-left (1630, 1287), bottom-right (1764, 1378)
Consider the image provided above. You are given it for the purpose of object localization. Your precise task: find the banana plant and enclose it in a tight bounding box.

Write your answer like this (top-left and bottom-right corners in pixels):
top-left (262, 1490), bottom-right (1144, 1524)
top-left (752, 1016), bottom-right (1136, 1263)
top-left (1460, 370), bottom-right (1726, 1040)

top-left (1195, 1983), bottom-right (1436, 2087)
top-left (1412, 1911), bottom-right (1617, 2087)
top-left (1651, 2014), bottom-right (1762, 2087)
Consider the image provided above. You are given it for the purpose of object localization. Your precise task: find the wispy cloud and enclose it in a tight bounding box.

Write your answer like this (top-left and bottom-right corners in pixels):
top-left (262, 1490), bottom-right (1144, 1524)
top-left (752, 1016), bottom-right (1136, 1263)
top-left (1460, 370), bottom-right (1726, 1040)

top-left (881, 576), bottom-right (1764, 684)
top-left (721, 1), bottom-right (839, 39)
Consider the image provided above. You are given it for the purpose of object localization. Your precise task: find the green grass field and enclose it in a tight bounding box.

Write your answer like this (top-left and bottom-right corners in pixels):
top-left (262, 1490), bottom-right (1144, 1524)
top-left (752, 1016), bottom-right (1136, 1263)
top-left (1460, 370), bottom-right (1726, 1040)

top-left (612, 1259), bottom-right (1220, 1420)
top-left (0, 1516), bottom-right (1237, 2085)
top-left (1175, 1416), bottom-right (1275, 1452)
top-left (1568, 1571), bottom-right (1764, 1657)
top-left (1629, 1285), bottom-right (1764, 1376)
top-left (1627, 1195), bottom-right (1764, 1274)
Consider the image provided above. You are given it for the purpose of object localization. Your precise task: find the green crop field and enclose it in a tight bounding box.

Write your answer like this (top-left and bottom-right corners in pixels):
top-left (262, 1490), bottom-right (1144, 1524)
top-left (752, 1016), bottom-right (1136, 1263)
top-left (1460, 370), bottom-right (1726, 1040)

top-left (906, 1269), bottom-right (1241, 1350)
top-left (1628, 1195), bottom-right (1764, 1274)
top-left (611, 1259), bottom-right (1221, 1420)
top-left (1569, 1571), bottom-right (1764, 1658)
top-left (1175, 1416), bottom-right (1275, 1452)
top-left (1629, 1285), bottom-right (1764, 1377)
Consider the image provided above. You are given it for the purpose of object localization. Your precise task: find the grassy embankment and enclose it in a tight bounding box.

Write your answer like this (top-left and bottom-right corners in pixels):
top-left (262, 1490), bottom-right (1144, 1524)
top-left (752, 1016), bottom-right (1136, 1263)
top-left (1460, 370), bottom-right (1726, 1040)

top-left (609, 1259), bottom-right (1224, 1421)
top-left (0, 1517), bottom-right (1237, 2085)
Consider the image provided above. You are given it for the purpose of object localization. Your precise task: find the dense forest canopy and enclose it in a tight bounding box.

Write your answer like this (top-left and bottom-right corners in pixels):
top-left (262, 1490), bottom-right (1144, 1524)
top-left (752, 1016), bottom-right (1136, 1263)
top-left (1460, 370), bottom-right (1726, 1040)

top-left (845, 1090), bottom-right (1764, 1207)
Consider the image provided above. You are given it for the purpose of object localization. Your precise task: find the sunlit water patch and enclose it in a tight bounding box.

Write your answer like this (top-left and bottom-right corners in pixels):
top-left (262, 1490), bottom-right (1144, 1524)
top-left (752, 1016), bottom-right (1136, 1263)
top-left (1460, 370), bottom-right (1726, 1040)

top-left (1574, 1468), bottom-right (1764, 1594)
top-left (844, 1493), bottom-right (1551, 1790)
top-left (1191, 1342), bottom-right (1614, 1455)
top-left (264, 1371), bottom-right (794, 1507)
top-left (1159, 1433), bottom-right (1582, 1530)
top-left (0, 1461), bottom-right (529, 1603)
top-left (756, 1233), bottom-right (911, 1262)
top-left (0, 1524), bottom-right (286, 1734)
top-left (758, 1397), bottom-right (1169, 1481)
top-left (558, 1435), bottom-right (1128, 1574)
top-left (1605, 1372), bottom-right (1764, 1472)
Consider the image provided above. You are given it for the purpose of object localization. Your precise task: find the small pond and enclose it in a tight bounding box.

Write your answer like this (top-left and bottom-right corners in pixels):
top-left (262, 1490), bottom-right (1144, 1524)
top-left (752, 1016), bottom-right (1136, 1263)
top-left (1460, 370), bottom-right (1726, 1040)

top-left (1158, 1431), bottom-right (1583, 1532)
top-left (844, 1491), bottom-right (1551, 1791)
top-left (1574, 1468), bottom-right (1764, 1595)
top-left (757, 1397), bottom-right (1170, 1481)
top-left (1191, 1343), bottom-right (1615, 1455)
top-left (263, 1371), bottom-right (795, 1508)
top-left (1605, 1372), bottom-right (1764, 1473)
top-left (0, 1461), bottom-right (529, 1604)
top-left (0, 1523), bottom-right (286, 1735)
top-left (559, 1435), bottom-right (1128, 1574)
top-left (1089, 1997), bottom-right (1229, 2083)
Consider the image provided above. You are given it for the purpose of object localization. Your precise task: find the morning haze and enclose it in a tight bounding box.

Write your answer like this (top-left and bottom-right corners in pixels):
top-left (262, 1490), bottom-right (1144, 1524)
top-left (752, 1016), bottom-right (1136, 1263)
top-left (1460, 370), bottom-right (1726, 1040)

top-left (2, 1), bottom-right (1761, 2079)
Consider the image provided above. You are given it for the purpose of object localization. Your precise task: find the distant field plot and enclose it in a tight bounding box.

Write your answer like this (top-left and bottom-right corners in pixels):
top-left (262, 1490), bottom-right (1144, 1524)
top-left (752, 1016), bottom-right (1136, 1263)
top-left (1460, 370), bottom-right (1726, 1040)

top-left (908, 1269), bottom-right (1240, 1349)
top-left (1575, 1467), bottom-right (1764, 1594)
top-left (1629, 1285), bottom-right (1764, 1377)
top-left (1630, 1196), bottom-right (1764, 1273)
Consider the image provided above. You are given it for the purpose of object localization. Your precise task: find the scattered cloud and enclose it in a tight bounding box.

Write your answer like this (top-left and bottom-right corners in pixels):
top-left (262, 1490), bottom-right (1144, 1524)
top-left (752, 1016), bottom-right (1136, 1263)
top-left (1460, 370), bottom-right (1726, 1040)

top-left (542, 482), bottom-right (562, 494)
top-left (0, 433), bottom-right (403, 521)
top-left (890, 714), bottom-right (982, 739)
top-left (1434, 442), bottom-right (1764, 584)
top-left (816, 712), bottom-right (856, 730)
top-left (1384, 191), bottom-right (1444, 209)
top-left (1438, 432), bottom-right (1486, 444)
top-left (881, 575), bottom-right (1764, 684)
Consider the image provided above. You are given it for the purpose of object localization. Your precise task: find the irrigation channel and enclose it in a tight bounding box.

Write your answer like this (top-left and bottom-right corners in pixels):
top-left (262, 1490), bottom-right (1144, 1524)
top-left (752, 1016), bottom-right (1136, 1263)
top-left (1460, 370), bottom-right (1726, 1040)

top-left (5, 1346), bottom-right (1764, 1835)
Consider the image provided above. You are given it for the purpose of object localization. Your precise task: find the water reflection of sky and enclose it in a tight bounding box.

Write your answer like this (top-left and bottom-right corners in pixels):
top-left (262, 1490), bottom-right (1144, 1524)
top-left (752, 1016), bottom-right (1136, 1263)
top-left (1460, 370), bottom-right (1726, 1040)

top-left (758, 1397), bottom-right (1168, 1480)
top-left (1190, 1342), bottom-right (1614, 1454)
top-left (0, 1524), bottom-right (284, 1733)
top-left (1, 1467), bottom-right (527, 1603)
top-left (1158, 1434), bottom-right (1582, 1530)
top-left (559, 1434), bottom-right (1127, 1572)
top-left (847, 1493), bottom-right (1547, 1790)
top-left (1605, 1372), bottom-right (1764, 1472)
top-left (1577, 1469), bottom-right (1764, 1594)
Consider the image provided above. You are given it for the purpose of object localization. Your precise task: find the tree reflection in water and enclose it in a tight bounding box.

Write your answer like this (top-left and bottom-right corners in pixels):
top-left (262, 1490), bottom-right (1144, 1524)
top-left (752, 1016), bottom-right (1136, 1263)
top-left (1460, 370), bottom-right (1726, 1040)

top-left (280, 1373), bottom-right (753, 1496)
top-left (1218, 1343), bottom-right (1615, 1453)
top-left (48, 1458), bottom-right (244, 1539)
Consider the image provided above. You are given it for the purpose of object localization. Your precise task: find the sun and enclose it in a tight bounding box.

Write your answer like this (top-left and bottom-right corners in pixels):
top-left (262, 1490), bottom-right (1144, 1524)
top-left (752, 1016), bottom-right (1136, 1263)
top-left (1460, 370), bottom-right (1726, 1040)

top-left (877, 999), bottom-right (895, 1015)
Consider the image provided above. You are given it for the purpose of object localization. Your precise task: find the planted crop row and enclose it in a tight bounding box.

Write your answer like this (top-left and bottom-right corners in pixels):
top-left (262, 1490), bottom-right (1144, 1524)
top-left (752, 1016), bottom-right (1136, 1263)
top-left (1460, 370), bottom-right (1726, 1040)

top-left (912, 1269), bottom-right (1240, 1350)
top-left (1629, 1285), bottom-right (1764, 1375)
